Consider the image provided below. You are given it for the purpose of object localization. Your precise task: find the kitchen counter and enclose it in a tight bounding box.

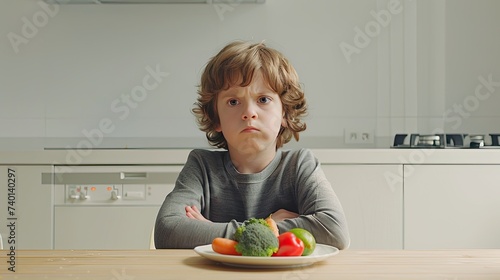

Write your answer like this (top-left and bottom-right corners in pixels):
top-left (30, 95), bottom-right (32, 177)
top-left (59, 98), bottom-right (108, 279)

top-left (1, 148), bottom-right (500, 165)
top-left (1, 149), bottom-right (500, 252)
top-left (3, 249), bottom-right (500, 279)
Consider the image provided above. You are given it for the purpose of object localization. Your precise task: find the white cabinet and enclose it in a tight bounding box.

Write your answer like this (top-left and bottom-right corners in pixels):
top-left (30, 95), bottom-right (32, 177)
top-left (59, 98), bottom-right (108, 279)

top-left (404, 165), bottom-right (500, 249)
top-left (0, 165), bottom-right (53, 249)
top-left (52, 165), bottom-right (180, 250)
top-left (322, 165), bottom-right (403, 249)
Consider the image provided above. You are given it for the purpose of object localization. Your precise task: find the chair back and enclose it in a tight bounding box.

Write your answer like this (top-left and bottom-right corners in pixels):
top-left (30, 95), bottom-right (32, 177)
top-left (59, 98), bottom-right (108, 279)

top-left (150, 225), bottom-right (155, 249)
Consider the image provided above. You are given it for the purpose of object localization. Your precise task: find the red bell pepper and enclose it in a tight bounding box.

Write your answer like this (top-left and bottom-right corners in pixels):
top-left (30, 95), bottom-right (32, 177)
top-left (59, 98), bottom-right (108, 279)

top-left (273, 232), bottom-right (305, 257)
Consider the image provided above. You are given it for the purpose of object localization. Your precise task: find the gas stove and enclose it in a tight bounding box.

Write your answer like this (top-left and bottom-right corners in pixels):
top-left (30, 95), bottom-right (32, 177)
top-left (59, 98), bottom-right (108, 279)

top-left (392, 133), bottom-right (500, 149)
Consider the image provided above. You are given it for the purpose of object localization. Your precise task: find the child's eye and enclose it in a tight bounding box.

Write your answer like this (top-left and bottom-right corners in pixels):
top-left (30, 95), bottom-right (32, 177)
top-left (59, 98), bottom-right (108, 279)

top-left (258, 96), bottom-right (272, 104)
top-left (227, 99), bottom-right (239, 106)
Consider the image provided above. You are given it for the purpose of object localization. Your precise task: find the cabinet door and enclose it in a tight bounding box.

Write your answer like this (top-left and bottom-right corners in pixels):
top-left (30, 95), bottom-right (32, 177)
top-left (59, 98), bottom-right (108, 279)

top-left (0, 165), bottom-right (53, 249)
top-left (55, 206), bottom-right (159, 249)
top-left (404, 165), bottom-right (500, 249)
top-left (322, 165), bottom-right (403, 249)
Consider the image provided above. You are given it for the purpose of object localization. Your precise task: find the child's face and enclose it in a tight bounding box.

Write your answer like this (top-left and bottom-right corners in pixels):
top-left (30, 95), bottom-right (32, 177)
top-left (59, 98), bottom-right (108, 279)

top-left (215, 70), bottom-right (285, 155)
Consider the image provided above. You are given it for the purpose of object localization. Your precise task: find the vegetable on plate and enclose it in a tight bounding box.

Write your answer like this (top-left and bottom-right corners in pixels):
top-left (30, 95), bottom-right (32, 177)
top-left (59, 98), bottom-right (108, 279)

top-left (233, 218), bottom-right (279, 257)
top-left (211, 237), bottom-right (241, 256)
top-left (272, 232), bottom-right (304, 257)
top-left (209, 217), bottom-right (317, 258)
top-left (288, 228), bottom-right (316, 256)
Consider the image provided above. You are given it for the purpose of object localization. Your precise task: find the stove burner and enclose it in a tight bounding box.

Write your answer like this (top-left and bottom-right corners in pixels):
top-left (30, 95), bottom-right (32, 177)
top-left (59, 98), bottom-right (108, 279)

top-left (392, 133), bottom-right (500, 149)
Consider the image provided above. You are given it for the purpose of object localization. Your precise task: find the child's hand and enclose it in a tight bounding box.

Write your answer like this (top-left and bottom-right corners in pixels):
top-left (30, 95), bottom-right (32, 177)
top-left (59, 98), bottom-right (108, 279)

top-left (185, 205), bottom-right (212, 223)
top-left (271, 209), bottom-right (299, 222)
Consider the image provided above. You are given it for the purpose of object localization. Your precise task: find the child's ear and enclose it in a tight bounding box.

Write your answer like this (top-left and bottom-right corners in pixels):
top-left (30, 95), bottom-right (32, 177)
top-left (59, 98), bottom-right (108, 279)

top-left (215, 124), bottom-right (222, 132)
top-left (281, 116), bottom-right (288, 128)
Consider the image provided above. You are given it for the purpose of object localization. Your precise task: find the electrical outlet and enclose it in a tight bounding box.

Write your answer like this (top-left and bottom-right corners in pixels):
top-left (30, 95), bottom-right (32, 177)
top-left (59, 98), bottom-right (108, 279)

top-left (344, 129), bottom-right (375, 144)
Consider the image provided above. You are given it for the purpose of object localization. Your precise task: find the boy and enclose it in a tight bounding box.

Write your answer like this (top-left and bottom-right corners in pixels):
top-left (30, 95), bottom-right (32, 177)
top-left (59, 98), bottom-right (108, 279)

top-left (154, 41), bottom-right (350, 249)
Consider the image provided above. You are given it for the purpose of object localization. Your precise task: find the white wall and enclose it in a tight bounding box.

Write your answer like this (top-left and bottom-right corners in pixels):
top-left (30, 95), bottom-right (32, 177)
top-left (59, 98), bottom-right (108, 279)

top-left (0, 0), bottom-right (499, 150)
top-left (444, 0), bottom-right (500, 134)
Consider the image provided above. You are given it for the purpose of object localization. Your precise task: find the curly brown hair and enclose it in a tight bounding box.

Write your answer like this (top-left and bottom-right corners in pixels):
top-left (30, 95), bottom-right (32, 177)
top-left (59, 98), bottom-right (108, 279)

top-left (193, 41), bottom-right (307, 149)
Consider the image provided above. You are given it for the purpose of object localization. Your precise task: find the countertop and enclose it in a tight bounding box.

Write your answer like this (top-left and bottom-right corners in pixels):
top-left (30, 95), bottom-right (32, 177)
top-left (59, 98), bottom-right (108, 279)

top-left (3, 249), bottom-right (500, 279)
top-left (1, 148), bottom-right (500, 165)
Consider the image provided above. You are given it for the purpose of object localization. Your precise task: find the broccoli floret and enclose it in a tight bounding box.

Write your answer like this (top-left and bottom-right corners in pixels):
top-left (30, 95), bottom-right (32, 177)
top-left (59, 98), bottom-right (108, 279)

top-left (233, 220), bottom-right (278, 257)
top-left (234, 218), bottom-right (271, 241)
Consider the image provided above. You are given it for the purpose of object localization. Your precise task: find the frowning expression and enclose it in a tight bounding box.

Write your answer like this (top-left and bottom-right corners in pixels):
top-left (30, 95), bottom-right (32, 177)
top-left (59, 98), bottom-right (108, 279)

top-left (215, 70), bottom-right (285, 156)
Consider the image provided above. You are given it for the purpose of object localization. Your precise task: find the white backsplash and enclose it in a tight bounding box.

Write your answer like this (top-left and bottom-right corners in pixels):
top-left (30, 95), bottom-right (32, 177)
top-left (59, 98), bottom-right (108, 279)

top-left (1, 0), bottom-right (499, 151)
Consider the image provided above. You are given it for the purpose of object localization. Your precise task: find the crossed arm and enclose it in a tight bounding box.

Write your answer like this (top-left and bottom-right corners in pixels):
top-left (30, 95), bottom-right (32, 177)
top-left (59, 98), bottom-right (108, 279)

top-left (185, 205), bottom-right (299, 223)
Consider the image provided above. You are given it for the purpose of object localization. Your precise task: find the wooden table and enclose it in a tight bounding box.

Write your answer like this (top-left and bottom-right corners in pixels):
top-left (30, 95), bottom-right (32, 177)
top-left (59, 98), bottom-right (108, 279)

top-left (2, 249), bottom-right (500, 279)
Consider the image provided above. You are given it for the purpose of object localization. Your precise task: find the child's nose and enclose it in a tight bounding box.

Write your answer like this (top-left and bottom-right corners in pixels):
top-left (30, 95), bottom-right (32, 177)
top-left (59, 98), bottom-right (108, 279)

top-left (242, 103), bottom-right (257, 120)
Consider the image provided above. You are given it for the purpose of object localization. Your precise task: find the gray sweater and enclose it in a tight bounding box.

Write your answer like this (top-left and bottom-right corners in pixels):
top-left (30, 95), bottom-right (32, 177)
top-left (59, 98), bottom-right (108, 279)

top-left (154, 148), bottom-right (350, 249)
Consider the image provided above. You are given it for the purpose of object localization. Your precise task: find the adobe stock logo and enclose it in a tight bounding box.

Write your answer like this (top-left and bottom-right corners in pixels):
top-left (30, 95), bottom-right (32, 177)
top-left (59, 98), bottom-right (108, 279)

top-left (212, 0), bottom-right (244, 21)
top-left (339, 0), bottom-right (403, 64)
top-left (384, 74), bottom-right (499, 192)
top-left (53, 64), bottom-right (169, 169)
top-left (7, 1), bottom-right (60, 54)
top-left (443, 74), bottom-right (500, 129)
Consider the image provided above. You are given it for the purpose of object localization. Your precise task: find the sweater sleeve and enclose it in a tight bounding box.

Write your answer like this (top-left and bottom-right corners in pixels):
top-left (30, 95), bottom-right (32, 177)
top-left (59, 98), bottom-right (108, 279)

top-left (154, 150), bottom-right (239, 249)
top-left (277, 149), bottom-right (351, 249)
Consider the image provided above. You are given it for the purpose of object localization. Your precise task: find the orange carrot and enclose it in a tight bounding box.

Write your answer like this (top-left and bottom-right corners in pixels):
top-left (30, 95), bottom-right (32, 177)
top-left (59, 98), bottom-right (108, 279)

top-left (211, 237), bottom-right (241, 255)
top-left (266, 215), bottom-right (280, 237)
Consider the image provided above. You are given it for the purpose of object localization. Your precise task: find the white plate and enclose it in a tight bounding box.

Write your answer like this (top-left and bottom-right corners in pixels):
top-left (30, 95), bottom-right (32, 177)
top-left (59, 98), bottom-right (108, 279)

top-left (194, 244), bottom-right (339, 268)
